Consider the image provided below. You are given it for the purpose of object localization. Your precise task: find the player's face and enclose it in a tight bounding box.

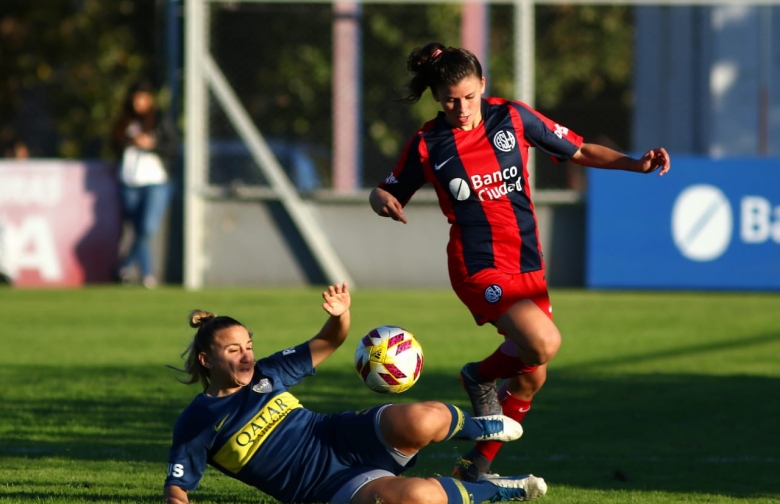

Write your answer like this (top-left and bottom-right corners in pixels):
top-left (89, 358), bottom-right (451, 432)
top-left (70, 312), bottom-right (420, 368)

top-left (433, 74), bottom-right (486, 131)
top-left (205, 325), bottom-right (255, 393)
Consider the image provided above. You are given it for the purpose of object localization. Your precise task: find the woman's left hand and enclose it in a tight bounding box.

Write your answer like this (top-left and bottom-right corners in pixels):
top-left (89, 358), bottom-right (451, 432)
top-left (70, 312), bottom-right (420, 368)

top-left (636, 147), bottom-right (671, 176)
top-left (322, 282), bottom-right (350, 317)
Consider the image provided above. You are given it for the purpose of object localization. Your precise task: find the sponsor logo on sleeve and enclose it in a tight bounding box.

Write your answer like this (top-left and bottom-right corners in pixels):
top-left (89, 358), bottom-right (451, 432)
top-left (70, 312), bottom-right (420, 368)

top-left (554, 124), bottom-right (569, 139)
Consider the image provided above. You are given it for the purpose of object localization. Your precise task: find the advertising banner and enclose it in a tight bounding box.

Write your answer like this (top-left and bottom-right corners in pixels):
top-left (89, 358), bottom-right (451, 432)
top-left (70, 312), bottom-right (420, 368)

top-left (586, 157), bottom-right (780, 290)
top-left (0, 160), bottom-right (121, 287)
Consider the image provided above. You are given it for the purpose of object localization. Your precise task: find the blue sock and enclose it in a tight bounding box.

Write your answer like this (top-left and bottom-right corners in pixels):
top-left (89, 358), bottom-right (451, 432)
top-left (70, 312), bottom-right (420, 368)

top-left (435, 476), bottom-right (500, 504)
top-left (444, 403), bottom-right (488, 440)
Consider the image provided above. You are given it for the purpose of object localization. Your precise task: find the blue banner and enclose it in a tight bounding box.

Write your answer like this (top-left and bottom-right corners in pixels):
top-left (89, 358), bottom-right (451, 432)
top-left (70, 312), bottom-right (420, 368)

top-left (586, 157), bottom-right (780, 290)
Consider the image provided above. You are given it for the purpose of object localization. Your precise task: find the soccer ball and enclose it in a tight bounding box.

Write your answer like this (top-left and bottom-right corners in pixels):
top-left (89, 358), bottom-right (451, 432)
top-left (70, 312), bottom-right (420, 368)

top-left (354, 325), bottom-right (424, 394)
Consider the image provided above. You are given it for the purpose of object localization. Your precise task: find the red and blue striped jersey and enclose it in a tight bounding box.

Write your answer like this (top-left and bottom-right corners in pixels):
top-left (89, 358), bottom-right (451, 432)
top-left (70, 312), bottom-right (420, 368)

top-left (379, 97), bottom-right (583, 282)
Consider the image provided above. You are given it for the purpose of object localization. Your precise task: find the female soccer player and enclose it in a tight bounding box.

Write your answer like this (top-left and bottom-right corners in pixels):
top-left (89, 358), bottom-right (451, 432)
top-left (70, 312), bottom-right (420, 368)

top-left (163, 282), bottom-right (547, 504)
top-left (369, 42), bottom-right (671, 481)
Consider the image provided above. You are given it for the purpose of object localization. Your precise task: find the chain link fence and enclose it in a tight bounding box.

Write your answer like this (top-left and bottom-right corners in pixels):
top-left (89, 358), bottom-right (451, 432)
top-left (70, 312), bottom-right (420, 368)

top-left (202, 1), bottom-right (622, 192)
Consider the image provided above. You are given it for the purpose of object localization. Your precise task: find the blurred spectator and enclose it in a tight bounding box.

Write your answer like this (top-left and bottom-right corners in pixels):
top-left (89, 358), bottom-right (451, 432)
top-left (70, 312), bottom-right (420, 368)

top-left (1, 125), bottom-right (30, 159)
top-left (0, 218), bottom-right (11, 286)
top-left (110, 79), bottom-right (179, 289)
top-left (0, 125), bottom-right (25, 286)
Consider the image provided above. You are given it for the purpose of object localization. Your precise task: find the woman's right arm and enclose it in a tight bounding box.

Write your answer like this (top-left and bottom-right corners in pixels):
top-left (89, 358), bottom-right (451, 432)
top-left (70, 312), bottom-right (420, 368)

top-left (369, 188), bottom-right (408, 224)
top-left (164, 484), bottom-right (189, 504)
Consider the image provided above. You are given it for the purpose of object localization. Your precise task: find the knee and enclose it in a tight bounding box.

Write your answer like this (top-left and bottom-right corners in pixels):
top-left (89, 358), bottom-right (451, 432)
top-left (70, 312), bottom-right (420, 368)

top-left (354, 477), bottom-right (446, 504)
top-left (525, 331), bottom-right (561, 366)
top-left (498, 302), bottom-right (562, 366)
top-left (509, 328), bottom-right (559, 367)
top-left (382, 402), bottom-right (450, 449)
top-left (404, 402), bottom-right (450, 444)
top-left (400, 479), bottom-right (447, 504)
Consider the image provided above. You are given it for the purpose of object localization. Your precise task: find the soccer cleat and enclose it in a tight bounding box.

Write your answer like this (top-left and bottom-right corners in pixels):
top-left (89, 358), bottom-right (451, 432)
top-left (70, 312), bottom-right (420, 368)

top-left (483, 473), bottom-right (548, 501)
top-left (452, 457), bottom-right (483, 483)
top-left (460, 362), bottom-right (502, 417)
top-left (472, 415), bottom-right (523, 442)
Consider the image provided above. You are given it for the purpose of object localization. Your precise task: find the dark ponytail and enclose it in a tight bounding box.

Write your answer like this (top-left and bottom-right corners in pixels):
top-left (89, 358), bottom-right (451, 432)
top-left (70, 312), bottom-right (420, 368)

top-left (402, 42), bottom-right (483, 103)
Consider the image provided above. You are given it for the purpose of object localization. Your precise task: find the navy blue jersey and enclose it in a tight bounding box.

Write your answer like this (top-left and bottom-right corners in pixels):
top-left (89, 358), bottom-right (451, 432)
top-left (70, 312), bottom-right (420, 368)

top-left (165, 343), bottom-right (403, 503)
top-left (379, 97), bottom-right (583, 283)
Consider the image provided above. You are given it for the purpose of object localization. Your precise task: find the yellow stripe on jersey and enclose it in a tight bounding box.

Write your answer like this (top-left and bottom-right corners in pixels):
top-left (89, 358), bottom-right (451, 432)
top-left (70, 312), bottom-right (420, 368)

top-left (212, 392), bottom-right (302, 473)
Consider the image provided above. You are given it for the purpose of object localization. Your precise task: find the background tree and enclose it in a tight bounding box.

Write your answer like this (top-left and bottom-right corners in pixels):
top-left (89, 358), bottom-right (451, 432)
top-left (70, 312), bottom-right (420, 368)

top-left (0, 0), bottom-right (160, 159)
top-left (489, 4), bottom-right (634, 188)
top-left (0, 1), bottom-right (633, 191)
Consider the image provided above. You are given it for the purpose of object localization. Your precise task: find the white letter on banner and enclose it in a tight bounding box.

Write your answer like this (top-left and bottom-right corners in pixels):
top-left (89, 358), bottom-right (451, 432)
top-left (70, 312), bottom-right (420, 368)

top-left (740, 196), bottom-right (770, 244)
top-left (7, 216), bottom-right (62, 280)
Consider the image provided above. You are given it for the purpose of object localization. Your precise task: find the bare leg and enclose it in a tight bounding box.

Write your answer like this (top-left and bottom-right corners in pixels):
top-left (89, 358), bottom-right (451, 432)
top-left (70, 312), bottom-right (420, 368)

top-left (352, 476), bottom-right (447, 504)
top-left (495, 299), bottom-right (561, 367)
top-left (504, 367), bottom-right (545, 399)
top-left (352, 473), bottom-right (548, 504)
top-left (378, 402), bottom-right (455, 455)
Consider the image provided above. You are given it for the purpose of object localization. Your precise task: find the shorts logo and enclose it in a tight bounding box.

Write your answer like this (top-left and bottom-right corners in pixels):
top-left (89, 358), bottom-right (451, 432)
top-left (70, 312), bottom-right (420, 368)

top-left (252, 378), bottom-right (273, 394)
top-left (484, 284), bottom-right (503, 303)
top-left (493, 130), bottom-right (516, 152)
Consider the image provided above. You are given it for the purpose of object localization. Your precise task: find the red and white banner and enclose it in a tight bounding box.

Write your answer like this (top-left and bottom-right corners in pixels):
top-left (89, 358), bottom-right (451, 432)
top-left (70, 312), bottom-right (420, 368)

top-left (0, 160), bottom-right (121, 287)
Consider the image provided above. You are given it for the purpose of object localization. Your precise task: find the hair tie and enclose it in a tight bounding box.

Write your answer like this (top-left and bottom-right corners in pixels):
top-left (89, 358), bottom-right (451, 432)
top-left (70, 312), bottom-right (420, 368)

top-left (431, 49), bottom-right (443, 59)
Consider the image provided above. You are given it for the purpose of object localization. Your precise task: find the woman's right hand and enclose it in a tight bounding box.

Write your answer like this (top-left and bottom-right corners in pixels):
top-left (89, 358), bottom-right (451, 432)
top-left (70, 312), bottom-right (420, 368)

top-left (369, 188), bottom-right (407, 224)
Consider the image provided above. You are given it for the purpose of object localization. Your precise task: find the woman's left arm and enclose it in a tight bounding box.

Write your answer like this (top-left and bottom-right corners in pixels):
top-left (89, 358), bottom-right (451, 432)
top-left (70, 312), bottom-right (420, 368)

top-left (309, 282), bottom-right (351, 368)
top-left (571, 143), bottom-right (670, 176)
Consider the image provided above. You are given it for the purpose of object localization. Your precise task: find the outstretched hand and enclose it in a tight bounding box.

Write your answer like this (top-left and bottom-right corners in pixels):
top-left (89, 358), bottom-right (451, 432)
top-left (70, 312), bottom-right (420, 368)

top-left (637, 147), bottom-right (671, 176)
top-left (322, 282), bottom-right (350, 317)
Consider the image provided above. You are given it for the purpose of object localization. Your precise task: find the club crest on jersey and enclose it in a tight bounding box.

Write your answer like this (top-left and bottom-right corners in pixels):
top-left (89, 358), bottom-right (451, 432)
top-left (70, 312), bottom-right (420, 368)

top-left (252, 378), bottom-right (273, 394)
top-left (485, 284), bottom-right (503, 303)
top-left (493, 130), bottom-right (516, 152)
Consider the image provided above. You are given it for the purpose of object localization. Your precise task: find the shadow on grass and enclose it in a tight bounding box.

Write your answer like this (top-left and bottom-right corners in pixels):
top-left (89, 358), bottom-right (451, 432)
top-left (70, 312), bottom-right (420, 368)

top-left (1, 365), bottom-right (778, 498)
top-left (563, 331), bottom-right (780, 371)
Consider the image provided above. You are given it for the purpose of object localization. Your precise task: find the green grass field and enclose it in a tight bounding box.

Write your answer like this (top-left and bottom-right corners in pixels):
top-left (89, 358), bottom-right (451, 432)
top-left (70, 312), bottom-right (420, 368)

top-left (1, 286), bottom-right (778, 503)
